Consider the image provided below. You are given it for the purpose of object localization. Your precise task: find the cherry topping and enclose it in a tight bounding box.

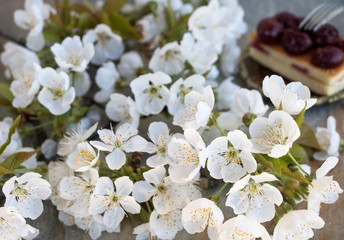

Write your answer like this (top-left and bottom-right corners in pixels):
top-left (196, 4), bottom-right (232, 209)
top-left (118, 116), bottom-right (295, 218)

top-left (275, 12), bottom-right (296, 26)
top-left (311, 46), bottom-right (344, 69)
top-left (282, 29), bottom-right (313, 55)
top-left (257, 18), bottom-right (284, 44)
top-left (337, 40), bottom-right (344, 52)
top-left (314, 24), bottom-right (339, 46)
top-left (285, 17), bottom-right (303, 30)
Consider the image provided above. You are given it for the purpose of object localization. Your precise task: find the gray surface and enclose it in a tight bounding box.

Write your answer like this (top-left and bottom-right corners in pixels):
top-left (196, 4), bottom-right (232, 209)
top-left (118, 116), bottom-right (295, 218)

top-left (1, 0), bottom-right (344, 239)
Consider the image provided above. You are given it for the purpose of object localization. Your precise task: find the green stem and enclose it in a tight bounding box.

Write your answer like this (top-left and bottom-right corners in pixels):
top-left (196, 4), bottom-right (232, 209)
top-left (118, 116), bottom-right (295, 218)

top-left (26, 121), bottom-right (54, 132)
top-left (288, 152), bottom-right (310, 177)
top-left (210, 114), bottom-right (226, 136)
top-left (145, 201), bottom-right (152, 214)
top-left (71, 71), bottom-right (76, 87)
top-left (213, 182), bottom-right (230, 200)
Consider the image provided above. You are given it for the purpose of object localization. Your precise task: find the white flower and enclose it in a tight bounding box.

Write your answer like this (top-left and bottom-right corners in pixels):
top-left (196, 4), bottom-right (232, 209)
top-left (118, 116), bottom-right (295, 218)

top-left (117, 51), bottom-right (144, 82)
top-left (57, 122), bottom-right (98, 156)
top-left (188, 0), bottom-right (246, 53)
top-left (262, 75), bottom-right (317, 115)
top-left (59, 168), bottom-right (99, 216)
top-left (220, 215), bottom-right (271, 240)
top-left (314, 116), bottom-right (340, 161)
top-left (58, 211), bottom-right (75, 226)
top-left (308, 157), bottom-right (343, 214)
top-left (0, 117), bottom-right (22, 160)
top-left (74, 215), bottom-right (113, 240)
top-left (168, 128), bottom-right (206, 183)
top-left (1, 42), bottom-right (40, 79)
top-left (136, 14), bottom-right (160, 44)
top-left (273, 210), bottom-right (324, 240)
top-left (226, 173), bottom-right (282, 223)
top-left (205, 130), bottom-right (257, 182)
top-left (83, 24), bottom-right (124, 65)
top-left (89, 176), bottom-right (140, 229)
top-left (67, 142), bottom-right (99, 172)
top-left (132, 166), bottom-right (187, 214)
top-left (149, 209), bottom-right (183, 240)
top-left (167, 74), bottom-right (205, 115)
top-left (10, 62), bottom-right (41, 108)
top-left (105, 93), bottom-right (140, 128)
top-left (180, 33), bottom-right (218, 74)
top-left (94, 61), bottom-right (119, 103)
top-left (133, 223), bottom-right (156, 240)
top-left (73, 71), bottom-right (91, 97)
top-left (173, 85), bottom-right (215, 130)
top-left (14, 0), bottom-right (54, 51)
top-left (249, 110), bottom-right (300, 158)
top-left (214, 77), bottom-right (240, 111)
top-left (20, 224), bottom-right (39, 240)
top-left (37, 67), bottom-right (76, 115)
top-left (41, 139), bottom-right (57, 159)
top-left (182, 198), bottom-right (224, 240)
top-left (145, 121), bottom-right (173, 167)
top-left (51, 35), bottom-right (94, 72)
top-left (0, 207), bottom-right (26, 240)
top-left (90, 123), bottom-right (148, 170)
top-left (149, 41), bottom-right (185, 75)
top-left (48, 161), bottom-right (73, 209)
top-left (3, 172), bottom-right (51, 220)
top-left (217, 88), bottom-right (269, 131)
top-left (18, 147), bottom-right (37, 169)
top-left (130, 72), bottom-right (171, 116)
top-left (220, 40), bottom-right (241, 76)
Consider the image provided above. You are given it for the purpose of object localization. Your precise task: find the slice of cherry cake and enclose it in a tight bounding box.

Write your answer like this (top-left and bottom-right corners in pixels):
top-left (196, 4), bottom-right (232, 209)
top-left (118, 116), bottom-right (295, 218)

top-left (249, 11), bottom-right (344, 96)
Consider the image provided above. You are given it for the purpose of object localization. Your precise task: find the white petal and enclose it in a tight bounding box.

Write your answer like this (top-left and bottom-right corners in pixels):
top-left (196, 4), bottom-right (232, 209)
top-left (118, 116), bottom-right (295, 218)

top-left (115, 176), bottom-right (133, 196)
top-left (132, 181), bottom-right (156, 202)
top-left (143, 166), bottom-right (165, 185)
top-left (316, 157), bottom-right (339, 179)
top-left (106, 149), bottom-right (126, 170)
top-left (120, 195), bottom-right (140, 214)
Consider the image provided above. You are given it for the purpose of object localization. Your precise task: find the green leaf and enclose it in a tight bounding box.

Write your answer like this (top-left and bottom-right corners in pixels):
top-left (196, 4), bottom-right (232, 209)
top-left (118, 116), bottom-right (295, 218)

top-left (294, 104), bottom-right (306, 128)
top-left (297, 123), bottom-right (322, 150)
top-left (254, 154), bottom-right (311, 184)
top-left (0, 82), bottom-right (14, 102)
top-left (108, 12), bottom-right (141, 39)
top-left (290, 143), bottom-right (309, 163)
top-left (0, 165), bottom-right (13, 175)
top-left (103, 0), bottom-right (127, 13)
top-left (0, 116), bottom-right (21, 156)
top-left (0, 97), bottom-right (12, 106)
top-left (1, 150), bottom-right (39, 171)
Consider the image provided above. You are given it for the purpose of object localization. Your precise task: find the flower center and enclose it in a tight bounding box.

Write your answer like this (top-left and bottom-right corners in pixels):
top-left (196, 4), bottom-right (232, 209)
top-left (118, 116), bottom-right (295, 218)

top-left (178, 84), bottom-right (192, 101)
top-left (10, 180), bottom-right (30, 201)
top-left (97, 32), bottom-right (112, 44)
top-left (48, 86), bottom-right (66, 100)
top-left (191, 207), bottom-right (211, 222)
top-left (232, 228), bottom-right (255, 240)
top-left (220, 146), bottom-right (242, 166)
top-left (164, 49), bottom-right (179, 61)
top-left (66, 53), bottom-right (82, 65)
top-left (256, 122), bottom-right (288, 147)
top-left (76, 149), bottom-right (95, 164)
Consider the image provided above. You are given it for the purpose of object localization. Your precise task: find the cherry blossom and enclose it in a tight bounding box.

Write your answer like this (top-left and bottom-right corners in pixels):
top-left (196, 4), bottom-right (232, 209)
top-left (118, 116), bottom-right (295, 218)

top-left (83, 24), bottom-right (124, 65)
top-left (3, 172), bottom-right (51, 220)
top-left (132, 166), bottom-right (187, 214)
top-left (149, 209), bottom-right (183, 239)
top-left (225, 173), bottom-right (282, 222)
top-left (205, 130), bottom-right (257, 182)
top-left (89, 176), bottom-right (140, 229)
top-left (51, 36), bottom-right (94, 72)
top-left (130, 72), bottom-right (171, 115)
top-left (263, 75), bottom-right (317, 115)
top-left (314, 116), bottom-right (340, 161)
top-left (249, 110), bottom-right (300, 158)
top-left (308, 157), bottom-right (343, 214)
top-left (94, 61), bottom-right (119, 103)
top-left (90, 123), bottom-right (148, 170)
top-left (117, 51), bottom-right (144, 82)
top-left (0, 207), bottom-right (27, 240)
top-left (273, 210), bottom-right (324, 240)
top-left (37, 67), bottom-right (76, 115)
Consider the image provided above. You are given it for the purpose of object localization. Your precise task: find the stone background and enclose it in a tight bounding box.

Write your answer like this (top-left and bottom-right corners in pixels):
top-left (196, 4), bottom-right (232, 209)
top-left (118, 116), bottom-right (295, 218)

top-left (1, 0), bottom-right (344, 239)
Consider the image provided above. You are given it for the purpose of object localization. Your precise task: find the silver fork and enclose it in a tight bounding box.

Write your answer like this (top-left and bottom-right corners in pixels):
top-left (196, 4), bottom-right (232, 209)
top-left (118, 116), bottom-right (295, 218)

top-left (298, 3), bottom-right (344, 32)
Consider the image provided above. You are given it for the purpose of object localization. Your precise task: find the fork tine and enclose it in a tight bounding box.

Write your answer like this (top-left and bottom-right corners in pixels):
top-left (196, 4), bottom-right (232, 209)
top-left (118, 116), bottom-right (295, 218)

top-left (299, 3), bottom-right (328, 29)
top-left (303, 3), bottom-right (335, 30)
top-left (305, 3), bottom-right (337, 31)
top-left (313, 5), bottom-right (344, 31)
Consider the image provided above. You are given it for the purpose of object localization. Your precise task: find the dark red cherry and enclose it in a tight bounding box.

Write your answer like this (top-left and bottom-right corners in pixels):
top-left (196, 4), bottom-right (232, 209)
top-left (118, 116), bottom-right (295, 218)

top-left (311, 46), bottom-right (344, 69)
top-left (337, 40), bottom-right (344, 52)
top-left (257, 17), bottom-right (284, 44)
top-left (282, 29), bottom-right (313, 55)
top-left (275, 12), bottom-right (296, 26)
top-left (285, 17), bottom-right (303, 30)
top-left (314, 24), bottom-right (339, 46)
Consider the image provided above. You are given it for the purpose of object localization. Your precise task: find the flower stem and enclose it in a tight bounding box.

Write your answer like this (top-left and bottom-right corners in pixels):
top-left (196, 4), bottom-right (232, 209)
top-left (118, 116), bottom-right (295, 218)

top-left (211, 182), bottom-right (230, 204)
top-left (145, 201), bottom-right (152, 214)
top-left (288, 152), bottom-right (310, 177)
top-left (71, 71), bottom-right (76, 87)
top-left (210, 114), bottom-right (226, 136)
top-left (26, 121), bottom-right (54, 132)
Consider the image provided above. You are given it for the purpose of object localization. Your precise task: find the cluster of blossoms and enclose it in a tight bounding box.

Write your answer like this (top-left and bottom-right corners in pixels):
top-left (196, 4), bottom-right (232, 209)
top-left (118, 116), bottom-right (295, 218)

top-left (0, 0), bottom-right (343, 240)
